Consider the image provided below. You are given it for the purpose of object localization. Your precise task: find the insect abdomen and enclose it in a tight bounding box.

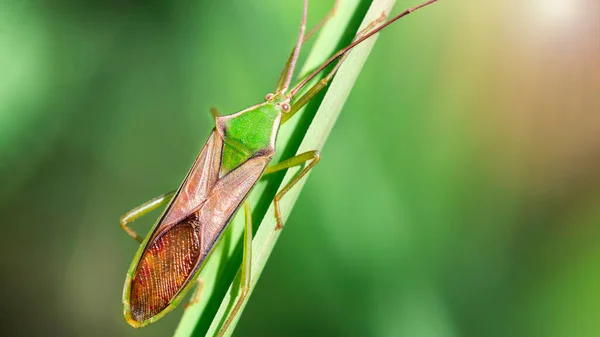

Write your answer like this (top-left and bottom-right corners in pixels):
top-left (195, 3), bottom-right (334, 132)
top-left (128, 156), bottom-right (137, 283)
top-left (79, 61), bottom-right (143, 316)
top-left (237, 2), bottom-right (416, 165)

top-left (129, 215), bottom-right (202, 322)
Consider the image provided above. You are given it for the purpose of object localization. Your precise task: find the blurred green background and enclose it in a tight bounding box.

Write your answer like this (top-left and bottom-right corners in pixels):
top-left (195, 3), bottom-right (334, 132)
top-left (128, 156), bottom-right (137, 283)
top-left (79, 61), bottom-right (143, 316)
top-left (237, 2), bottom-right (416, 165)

top-left (1, 0), bottom-right (599, 336)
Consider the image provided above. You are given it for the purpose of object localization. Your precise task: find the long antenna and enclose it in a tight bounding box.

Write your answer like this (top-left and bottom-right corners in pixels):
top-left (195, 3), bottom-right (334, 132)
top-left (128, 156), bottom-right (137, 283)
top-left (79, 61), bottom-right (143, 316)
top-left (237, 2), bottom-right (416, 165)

top-left (289, 0), bottom-right (439, 98)
top-left (282, 0), bottom-right (309, 92)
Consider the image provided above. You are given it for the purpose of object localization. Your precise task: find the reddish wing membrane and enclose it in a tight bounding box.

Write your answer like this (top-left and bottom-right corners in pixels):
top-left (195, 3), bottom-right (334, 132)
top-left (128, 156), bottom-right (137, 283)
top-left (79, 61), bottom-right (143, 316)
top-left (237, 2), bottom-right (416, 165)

top-left (125, 129), bottom-right (273, 324)
top-left (130, 213), bottom-right (202, 321)
top-left (123, 0), bottom-right (441, 329)
top-left (126, 131), bottom-right (221, 323)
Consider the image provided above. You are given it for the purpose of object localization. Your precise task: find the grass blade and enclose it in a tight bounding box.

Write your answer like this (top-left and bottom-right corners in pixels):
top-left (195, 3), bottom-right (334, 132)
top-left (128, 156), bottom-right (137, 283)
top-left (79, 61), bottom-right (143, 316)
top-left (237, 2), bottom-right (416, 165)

top-left (174, 1), bottom-right (396, 336)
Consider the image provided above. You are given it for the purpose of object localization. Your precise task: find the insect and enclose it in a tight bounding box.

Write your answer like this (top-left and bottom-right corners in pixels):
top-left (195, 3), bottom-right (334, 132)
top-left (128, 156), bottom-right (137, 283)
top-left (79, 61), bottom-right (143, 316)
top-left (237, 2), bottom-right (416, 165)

top-left (120, 0), bottom-right (440, 336)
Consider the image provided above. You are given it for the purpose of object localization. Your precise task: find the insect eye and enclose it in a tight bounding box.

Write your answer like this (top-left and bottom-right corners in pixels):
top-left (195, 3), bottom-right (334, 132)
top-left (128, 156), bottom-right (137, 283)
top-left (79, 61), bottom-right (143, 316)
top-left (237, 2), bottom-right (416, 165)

top-left (265, 93), bottom-right (275, 101)
top-left (281, 103), bottom-right (291, 113)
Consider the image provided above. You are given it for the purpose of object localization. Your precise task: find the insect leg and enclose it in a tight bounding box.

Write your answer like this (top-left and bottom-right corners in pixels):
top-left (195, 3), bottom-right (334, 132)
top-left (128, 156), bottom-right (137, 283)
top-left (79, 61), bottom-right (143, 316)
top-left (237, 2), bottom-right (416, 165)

top-left (184, 278), bottom-right (205, 309)
top-left (281, 13), bottom-right (385, 124)
top-left (274, 0), bottom-right (341, 93)
top-left (313, 11), bottom-right (387, 83)
top-left (210, 106), bottom-right (221, 118)
top-left (304, 0), bottom-right (340, 42)
top-left (286, 11), bottom-right (388, 110)
top-left (264, 151), bottom-right (320, 229)
top-left (119, 191), bottom-right (176, 244)
top-left (282, 12), bottom-right (387, 124)
top-left (217, 201), bottom-right (253, 337)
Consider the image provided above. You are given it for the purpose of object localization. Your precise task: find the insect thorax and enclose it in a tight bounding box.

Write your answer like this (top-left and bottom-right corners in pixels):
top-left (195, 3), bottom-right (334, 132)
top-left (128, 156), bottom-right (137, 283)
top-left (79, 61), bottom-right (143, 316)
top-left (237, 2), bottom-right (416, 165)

top-left (216, 102), bottom-right (281, 175)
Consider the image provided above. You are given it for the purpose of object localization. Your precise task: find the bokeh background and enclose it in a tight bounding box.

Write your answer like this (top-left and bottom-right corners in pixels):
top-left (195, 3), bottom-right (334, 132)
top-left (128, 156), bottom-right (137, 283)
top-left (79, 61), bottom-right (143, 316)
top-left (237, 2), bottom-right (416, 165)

top-left (1, 0), bottom-right (599, 336)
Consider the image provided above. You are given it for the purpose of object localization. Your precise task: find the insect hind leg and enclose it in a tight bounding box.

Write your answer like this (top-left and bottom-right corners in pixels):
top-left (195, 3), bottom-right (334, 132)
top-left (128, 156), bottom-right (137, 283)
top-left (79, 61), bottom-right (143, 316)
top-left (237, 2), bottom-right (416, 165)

top-left (184, 278), bottom-right (205, 309)
top-left (216, 201), bottom-right (253, 337)
top-left (119, 191), bottom-right (176, 244)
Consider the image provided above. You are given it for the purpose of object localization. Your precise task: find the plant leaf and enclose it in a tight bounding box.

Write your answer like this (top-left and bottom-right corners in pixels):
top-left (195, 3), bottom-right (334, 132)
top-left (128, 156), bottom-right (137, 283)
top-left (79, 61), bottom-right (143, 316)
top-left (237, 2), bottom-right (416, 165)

top-left (174, 1), bottom-right (396, 336)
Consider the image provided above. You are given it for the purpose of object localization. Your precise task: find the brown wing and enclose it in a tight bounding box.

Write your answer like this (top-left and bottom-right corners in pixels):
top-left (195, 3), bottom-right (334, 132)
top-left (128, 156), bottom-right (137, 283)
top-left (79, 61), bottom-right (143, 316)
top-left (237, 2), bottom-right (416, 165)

top-left (160, 131), bottom-right (221, 230)
top-left (129, 213), bottom-right (202, 322)
top-left (128, 152), bottom-right (270, 323)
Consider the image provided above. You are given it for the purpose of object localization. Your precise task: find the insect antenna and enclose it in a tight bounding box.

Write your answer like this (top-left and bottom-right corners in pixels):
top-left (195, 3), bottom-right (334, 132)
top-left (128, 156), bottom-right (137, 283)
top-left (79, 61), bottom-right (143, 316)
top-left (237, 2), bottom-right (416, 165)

top-left (275, 0), bottom-right (342, 94)
top-left (276, 0), bottom-right (309, 93)
top-left (289, 0), bottom-right (440, 98)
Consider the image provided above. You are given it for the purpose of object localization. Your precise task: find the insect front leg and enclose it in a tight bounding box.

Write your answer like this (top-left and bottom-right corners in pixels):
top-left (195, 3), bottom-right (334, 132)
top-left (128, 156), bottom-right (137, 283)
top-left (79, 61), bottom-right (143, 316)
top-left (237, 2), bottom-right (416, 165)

top-left (210, 106), bottom-right (221, 118)
top-left (119, 191), bottom-right (176, 243)
top-left (273, 0), bottom-right (341, 93)
top-left (304, 0), bottom-right (340, 42)
top-left (217, 201), bottom-right (253, 337)
top-left (283, 12), bottom-right (388, 124)
top-left (264, 151), bottom-right (320, 229)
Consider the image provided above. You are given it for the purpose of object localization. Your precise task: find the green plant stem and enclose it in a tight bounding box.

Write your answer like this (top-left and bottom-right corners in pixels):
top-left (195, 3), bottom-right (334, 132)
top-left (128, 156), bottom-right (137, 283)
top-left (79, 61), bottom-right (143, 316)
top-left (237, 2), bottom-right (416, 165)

top-left (174, 1), bottom-right (396, 336)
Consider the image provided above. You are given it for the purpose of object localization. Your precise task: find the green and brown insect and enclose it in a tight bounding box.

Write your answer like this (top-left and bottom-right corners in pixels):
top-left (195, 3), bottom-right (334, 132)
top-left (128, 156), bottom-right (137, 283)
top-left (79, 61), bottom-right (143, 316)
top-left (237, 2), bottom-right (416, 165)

top-left (120, 0), bottom-right (440, 336)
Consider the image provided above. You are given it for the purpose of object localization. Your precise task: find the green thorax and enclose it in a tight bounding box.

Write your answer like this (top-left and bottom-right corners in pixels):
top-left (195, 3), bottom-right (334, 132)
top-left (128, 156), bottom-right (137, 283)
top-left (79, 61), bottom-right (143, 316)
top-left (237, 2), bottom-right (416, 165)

top-left (216, 102), bottom-right (282, 175)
